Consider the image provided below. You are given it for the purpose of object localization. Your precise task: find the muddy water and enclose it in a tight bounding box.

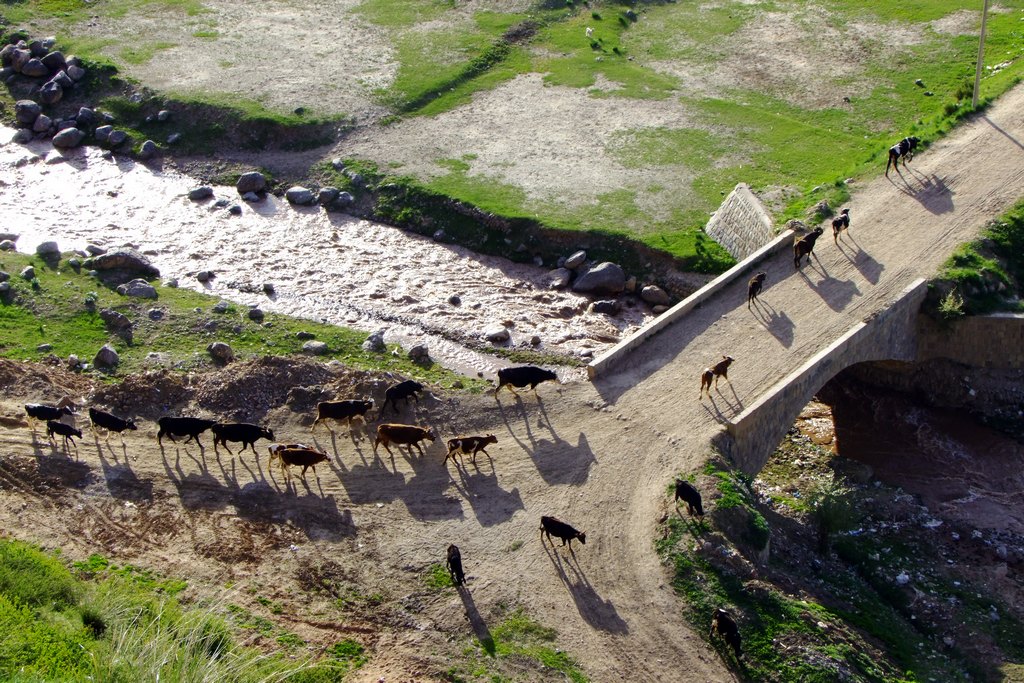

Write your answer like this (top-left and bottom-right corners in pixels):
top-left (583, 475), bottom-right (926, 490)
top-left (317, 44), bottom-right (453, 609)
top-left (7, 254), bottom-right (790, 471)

top-left (824, 385), bottom-right (1024, 534)
top-left (0, 127), bottom-right (655, 378)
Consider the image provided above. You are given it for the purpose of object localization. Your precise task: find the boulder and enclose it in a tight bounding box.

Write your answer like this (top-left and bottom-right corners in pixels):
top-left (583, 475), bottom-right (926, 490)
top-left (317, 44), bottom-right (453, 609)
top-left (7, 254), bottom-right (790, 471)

top-left (0, 241), bottom-right (17, 252)
top-left (99, 308), bottom-right (132, 331)
top-left (247, 307), bottom-right (264, 322)
top-left (207, 341), bottom-right (234, 363)
top-left (296, 331), bottom-right (315, 340)
top-left (262, 282), bottom-right (275, 294)
top-left (93, 344), bottom-right (120, 369)
top-left (12, 129), bottom-right (33, 144)
top-left (50, 70), bottom-right (73, 89)
top-left (20, 266), bottom-right (35, 280)
top-left (361, 329), bottom-right (386, 353)
top-left (94, 124), bottom-right (113, 143)
top-left (28, 40), bottom-right (46, 57)
top-left (640, 285), bottom-right (671, 306)
top-left (0, 282), bottom-right (9, 294)
top-left (236, 171), bottom-right (266, 195)
top-left (483, 324), bottom-right (510, 343)
top-left (41, 51), bottom-right (65, 71)
top-left (137, 139), bottom-right (158, 160)
top-left (196, 270), bottom-right (214, 283)
top-left (285, 186), bottom-right (316, 205)
top-left (107, 129), bottom-right (128, 147)
top-left (11, 49), bottom-right (31, 73)
top-left (14, 100), bottom-right (41, 125)
top-left (332, 191), bottom-right (354, 208)
top-left (407, 342), bottom-right (429, 361)
top-left (302, 340), bottom-right (329, 355)
top-left (212, 301), bottom-right (230, 314)
top-left (52, 127), bottom-right (85, 148)
top-left (545, 268), bottom-right (572, 290)
top-left (317, 187), bottom-right (340, 205)
top-left (148, 309), bottom-right (164, 320)
top-left (21, 58), bottom-right (49, 78)
top-left (83, 249), bottom-right (160, 277)
top-left (35, 241), bottom-right (60, 257)
top-left (241, 192), bottom-right (260, 203)
top-left (590, 299), bottom-right (621, 315)
top-left (157, 109), bottom-right (171, 122)
top-left (66, 64), bottom-right (86, 81)
top-left (572, 262), bottom-right (626, 295)
top-left (32, 114), bottom-right (52, 133)
top-left (0, 271), bottom-right (9, 282)
top-left (85, 244), bottom-right (106, 256)
top-left (38, 80), bottom-right (62, 105)
top-left (564, 250), bottom-right (587, 269)
top-left (188, 186), bottom-right (214, 201)
top-left (116, 279), bottom-right (158, 299)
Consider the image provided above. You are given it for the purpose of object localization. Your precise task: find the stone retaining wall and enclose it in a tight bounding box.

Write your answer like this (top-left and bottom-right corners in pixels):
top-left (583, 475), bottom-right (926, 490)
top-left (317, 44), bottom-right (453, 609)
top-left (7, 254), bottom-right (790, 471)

top-left (917, 312), bottom-right (1024, 369)
top-left (704, 183), bottom-right (775, 260)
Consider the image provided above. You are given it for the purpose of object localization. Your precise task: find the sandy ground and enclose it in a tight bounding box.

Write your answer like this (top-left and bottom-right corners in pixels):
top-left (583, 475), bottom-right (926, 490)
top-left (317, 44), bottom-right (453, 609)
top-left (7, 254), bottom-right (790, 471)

top-left (2, 82), bottom-right (1023, 680)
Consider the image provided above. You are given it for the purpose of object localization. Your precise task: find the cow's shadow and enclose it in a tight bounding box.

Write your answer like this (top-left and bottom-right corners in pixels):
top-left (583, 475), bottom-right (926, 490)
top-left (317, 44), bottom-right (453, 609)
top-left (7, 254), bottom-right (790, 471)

top-left (449, 460), bottom-right (524, 527)
top-left (798, 269), bottom-right (860, 312)
top-left (498, 399), bottom-right (596, 486)
top-left (96, 438), bottom-right (153, 502)
top-left (750, 299), bottom-right (794, 348)
top-left (544, 541), bottom-right (629, 634)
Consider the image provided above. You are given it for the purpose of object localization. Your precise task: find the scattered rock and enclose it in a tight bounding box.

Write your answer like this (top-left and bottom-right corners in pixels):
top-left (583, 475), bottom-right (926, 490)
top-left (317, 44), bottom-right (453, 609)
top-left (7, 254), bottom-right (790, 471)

top-left (21, 58), bottom-right (49, 78)
top-left (166, 132), bottom-right (181, 145)
top-left (83, 249), bottom-right (160, 277)
top-left (228, 205), bottom-right (242, 215)
top-left (530, 335), bottom-right (542, 346)
top-left (241, 191), bottom-right (260, 203)
top-left (545, 268), bottom-right (572, 290)
top-left (52, 127), bottom-right (85, 149)
top-left (0, 271), bottom-right (9, 282)
top-left (332, 191), bottom-right (354, 208)
top-left (590, 299), bottom-right (620, 315)
top-left (66, 64), bottom-right (86, 81)
top-left (262, 282), bottom-right (275, 295)
top-left (564, 250), bottom-right (587, 269)
top-left (157, 109), bottom-right (171, 122)
top-left (94, 124), bottom-right (112, 143)
top-left (115, 279), bottom-right (158, 299)
top-left (407, 342), bottom-right (429, 361)
top-left (0, 282), bottom-right (9, 294)
top-left (107, 130), bottom-right (128, 147)
top-left (20, 266), bottom-right (35, 280)
top-left (188, 186), bottom-right (214, 201)
top-left (285, 186), bottom-right (316, 205)
top-left (148, 308), bottom-right (164, 321)
top-left (84, 244), bottom-right (106, 256)
top-left (247, 307), bottom-right (264, 322)
top-left (317, 187), bottom-right (339, 205)
top-left (163, 278), bottom-right (178, 288)
top-left (196, 270), bottom-right (214, 283)
top-left (138, 139), bottom-right (158, 160)
top-left (640, 285), bottom-right (671, 306)
top-left (35, 241), bottom-right (60, 257)
top-left (0, 241), bottom-right (17, 252)
top-left (93, 344), bottom-right (119, 369)
top-left (448, 295), bottom-right (461, 306)
top-left (32, 114), bottom-right (52, 133)
top-left (652, 304), bottom-right (669, 314)
top-left (362, 329), bottom-right (386, 352)
top-left (236, 171), bottom-right (267, 195)
top-left (99, 308), bottom-right (132, 331)
top-left (36, 343), bottom-right (52, 352)
top-left (207, 341), bottom-right (234, 363)
top-left (302, 340), bottom-right (329, 355)
top-left (572, 262), bottom-right (626, 295)
top-left (11, 129), bottom-right (33, 145)
top-left (483, 324), bottom-right (510, 343)
top-left (212, 301), bottom-right (230, 314)
top-left (295, 331), bottom-right (315, 340)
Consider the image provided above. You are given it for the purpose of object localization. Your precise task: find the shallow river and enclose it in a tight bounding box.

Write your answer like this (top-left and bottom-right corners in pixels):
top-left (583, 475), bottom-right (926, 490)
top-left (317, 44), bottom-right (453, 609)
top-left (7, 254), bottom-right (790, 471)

top-left (0, 127), bottom-right (655, 378)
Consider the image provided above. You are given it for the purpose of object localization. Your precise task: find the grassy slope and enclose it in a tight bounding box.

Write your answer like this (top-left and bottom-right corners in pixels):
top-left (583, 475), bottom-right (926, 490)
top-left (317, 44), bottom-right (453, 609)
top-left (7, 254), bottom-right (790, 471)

top-left (0, 251), bottom-right (479, 389)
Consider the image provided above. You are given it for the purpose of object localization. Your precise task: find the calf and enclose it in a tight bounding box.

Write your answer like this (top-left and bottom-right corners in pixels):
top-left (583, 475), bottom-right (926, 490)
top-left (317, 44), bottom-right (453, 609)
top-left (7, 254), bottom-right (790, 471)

top-left (446, 544), bottom-right (466, 587)
top-left (374, 423), bottom-right (436, 457)
top-left (445, 434), bottom-right (498, 466)
top-left (540, 515), bottom-right (586, 550)
top-left (495, 366), bottom-right (558, 398)
top-left (699, 356), bottom-right (734, 399)
top-left (378, 380), bottom-right (424, 419)
top-left (793, 227), bottom-right (823, 269)
top-left (273, 446), bottom-right (329, 481)
top-left (47, 420), bottom-right (82, 451)
top-left (710, 608), bottom-right (742, 660)
top-left (674, 479), bottom-right (704, 516)
top-left (268, 442), bottom-right (314, 462)
top-left (831, 208), bottom-right (850, 244)
top-left (88, 407), bottom-right (137, 443)
top-left (156, 416), bottom-right (216, 447)
top-left (746, 272), bottom-right (766, 308)
top-left (212, 422), bottom-right (275, 455)
top-left (311, 399), bottom-right (374, 432)
top-left (25, 403), bottom-right (73, 430)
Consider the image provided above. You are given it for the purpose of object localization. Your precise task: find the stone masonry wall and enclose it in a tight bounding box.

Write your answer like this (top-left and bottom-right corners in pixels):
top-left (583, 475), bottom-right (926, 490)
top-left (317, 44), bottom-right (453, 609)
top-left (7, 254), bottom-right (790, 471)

top-left (916, 312), bottom-right (1024, 369)
top-left (704, 183), bottom-right (775, 260)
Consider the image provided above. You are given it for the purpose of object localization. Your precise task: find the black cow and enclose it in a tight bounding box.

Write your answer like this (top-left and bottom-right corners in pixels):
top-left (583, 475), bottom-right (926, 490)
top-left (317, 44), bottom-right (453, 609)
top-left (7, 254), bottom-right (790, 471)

top-left (47, 420), bottom-right (82, 451)
top-left (746, 272), bottom-right (766, 308)
top-left (674, 479), bottom-right (704, 516)
top-left (311, 399), bottom-right (374, 432)
top-left (710, 608), bottom-right (742, 659)
top-left (212, 422), bottom-right (275, 455)
top-left (794, 228), bottom-right (823, 269)
top-left (25, 403), bottom-right (73, 429)
top-left (885, 135), bottom-right (920, 177)
top-left (540, 515), bottom-right (586, 550)
top-left (378, 380), bottom-right (424, 419)
top-left (495, 366), bottom-right (558, 398)
top-left (89, 407), bottom-right (138, 442)
top-left (446, 544), bottom-right (466, 587)
top-left (157, 416), bottom-right (216, 447)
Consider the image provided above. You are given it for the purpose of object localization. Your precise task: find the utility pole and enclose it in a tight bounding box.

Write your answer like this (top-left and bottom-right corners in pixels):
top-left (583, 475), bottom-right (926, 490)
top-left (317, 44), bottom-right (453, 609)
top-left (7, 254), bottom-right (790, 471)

top-left (972, 0), bottom-right (990, 108)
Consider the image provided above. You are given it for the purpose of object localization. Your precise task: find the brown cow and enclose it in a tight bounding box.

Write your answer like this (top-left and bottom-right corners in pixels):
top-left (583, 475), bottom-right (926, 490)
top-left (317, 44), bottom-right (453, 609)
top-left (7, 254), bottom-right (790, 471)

top-left (699, 356), bottom-right (733, 399)
top-left (746, 272), bottom-right (766, 308)
top-left (374, 423), bottom-right (436, 457)
top-left (794, 227), bottom-right (823, 269)
top-left (270, 446), bottom-right (329, 480)
top-left (445, 434), bottom-right (498, 466)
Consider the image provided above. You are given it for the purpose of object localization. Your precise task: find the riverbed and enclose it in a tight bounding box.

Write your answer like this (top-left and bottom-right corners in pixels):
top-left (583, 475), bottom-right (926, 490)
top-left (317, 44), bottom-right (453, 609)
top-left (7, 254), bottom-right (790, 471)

top-left (0, 127), bottom-right (657, 378)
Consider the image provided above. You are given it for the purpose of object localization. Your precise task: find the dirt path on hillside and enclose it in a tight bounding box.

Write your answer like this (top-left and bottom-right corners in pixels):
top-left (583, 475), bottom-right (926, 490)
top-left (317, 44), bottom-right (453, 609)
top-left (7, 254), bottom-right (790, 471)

top-left (1, 88), bottom-right (1023, 681)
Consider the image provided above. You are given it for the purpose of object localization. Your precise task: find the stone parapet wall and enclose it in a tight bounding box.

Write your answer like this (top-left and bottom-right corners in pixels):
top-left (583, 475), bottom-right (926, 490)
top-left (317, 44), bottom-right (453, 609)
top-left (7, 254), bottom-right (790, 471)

top-left (916, 312), bottom-right (1024, 369)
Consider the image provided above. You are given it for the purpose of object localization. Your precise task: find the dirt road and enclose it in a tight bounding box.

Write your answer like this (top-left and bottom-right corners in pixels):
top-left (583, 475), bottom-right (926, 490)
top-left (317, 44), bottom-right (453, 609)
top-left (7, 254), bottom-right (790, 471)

top-left (1, 88), bottom-right (1023, 681)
